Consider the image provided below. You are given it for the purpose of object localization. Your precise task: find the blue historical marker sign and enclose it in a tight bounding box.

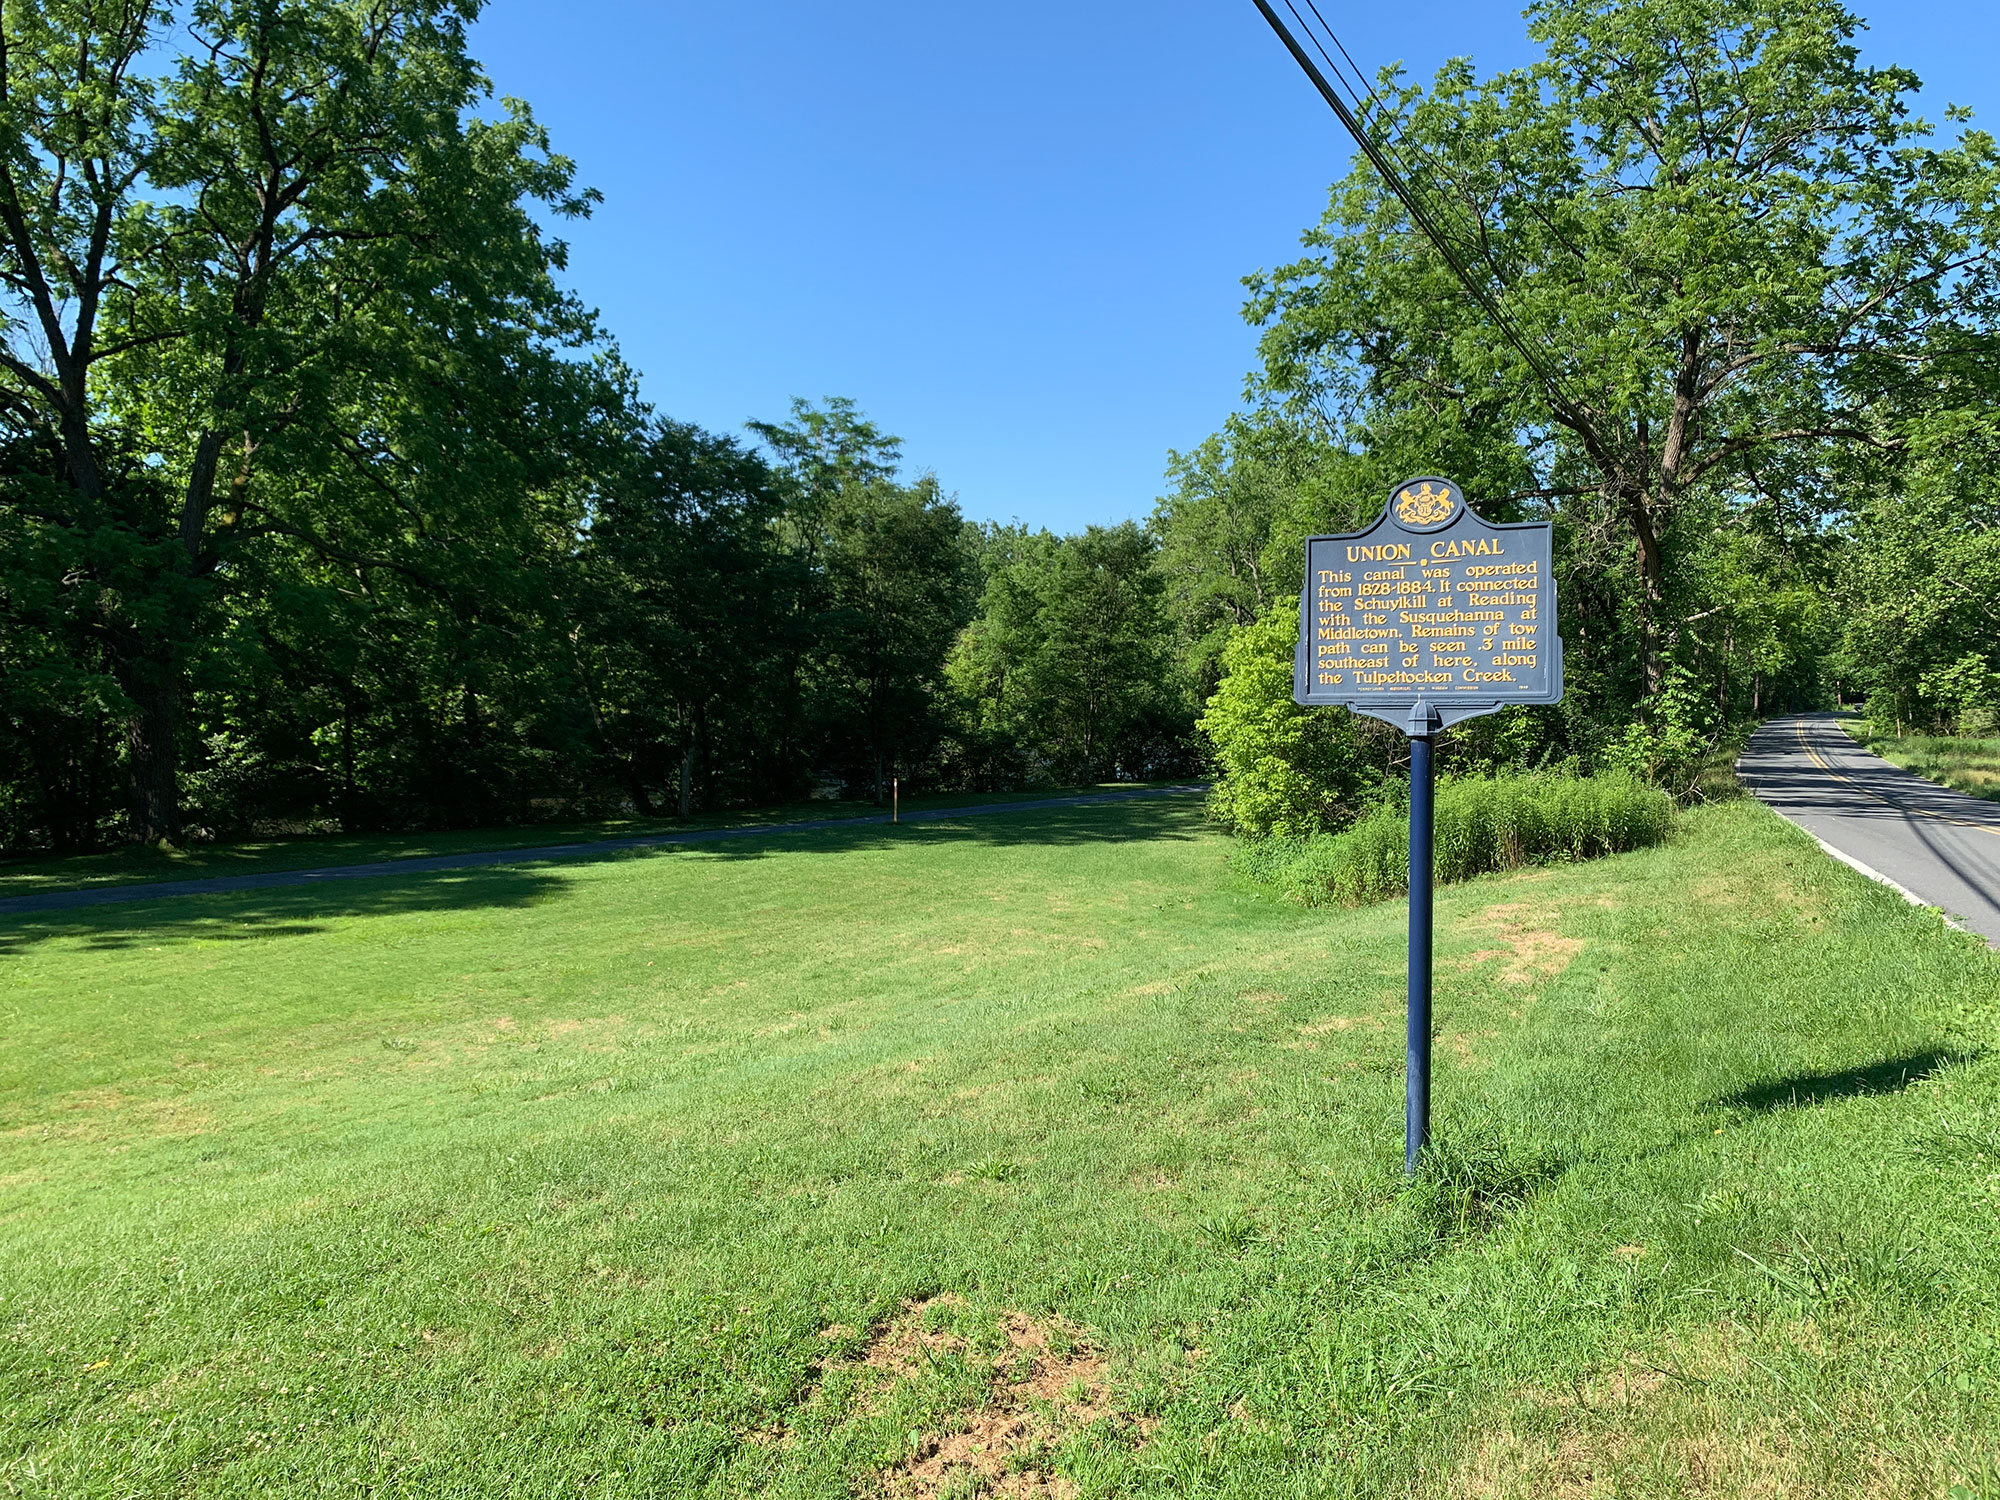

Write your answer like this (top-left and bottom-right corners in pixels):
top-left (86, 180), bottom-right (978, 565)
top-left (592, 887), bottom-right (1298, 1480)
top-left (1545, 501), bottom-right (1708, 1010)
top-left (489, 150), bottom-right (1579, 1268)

top-left (1294, 477), bottom-right (1561, 731)
top-left (1294, 478), bottom-right (1563, 1174)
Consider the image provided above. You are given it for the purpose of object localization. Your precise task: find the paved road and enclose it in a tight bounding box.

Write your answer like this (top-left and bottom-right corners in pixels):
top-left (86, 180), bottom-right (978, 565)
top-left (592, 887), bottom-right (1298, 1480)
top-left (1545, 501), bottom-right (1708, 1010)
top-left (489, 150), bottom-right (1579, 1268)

top-left (1740, 713), bottom-right (2000, 944)
top-left (0, 784), bottom-right (1206, 918)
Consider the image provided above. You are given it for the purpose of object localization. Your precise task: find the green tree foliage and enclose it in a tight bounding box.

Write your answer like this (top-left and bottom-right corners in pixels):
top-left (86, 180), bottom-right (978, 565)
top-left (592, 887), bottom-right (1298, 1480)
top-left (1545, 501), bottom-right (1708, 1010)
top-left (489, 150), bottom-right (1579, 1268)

top-left (949, 523), bottom-right (1185, 786)
top-left (0, 0), bottom-right (614, 841)
top-left (19, 0), bottom-right (2000, 855)
top-left (1164, 0), bottom-right (2000, 824)
top-left (0, 4), bottom-right (1156, 854)
top-left (1195, 610), bottom-right (1387, 839)
top-left (754, 400), bottom-right (978, 803)
top-left (576, 422), bottom-right (805, 815)
top-left (1245, 0), bottom-right (1997, 703)
top-left (1839, 417), bottom-right (2000, 732)
top-left (1153, 414), bottom-right (1410, 707)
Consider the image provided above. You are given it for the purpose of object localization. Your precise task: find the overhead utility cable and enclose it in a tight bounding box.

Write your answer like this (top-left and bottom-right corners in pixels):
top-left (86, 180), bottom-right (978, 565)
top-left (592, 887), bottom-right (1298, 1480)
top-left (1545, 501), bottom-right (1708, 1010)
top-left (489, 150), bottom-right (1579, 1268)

top-left (1292, 0), bottom-right (1444, 214)
top-left (1249, 0), bottom-right (1600, 438)
top-left (1292, 0), bottom-right (1548, 350)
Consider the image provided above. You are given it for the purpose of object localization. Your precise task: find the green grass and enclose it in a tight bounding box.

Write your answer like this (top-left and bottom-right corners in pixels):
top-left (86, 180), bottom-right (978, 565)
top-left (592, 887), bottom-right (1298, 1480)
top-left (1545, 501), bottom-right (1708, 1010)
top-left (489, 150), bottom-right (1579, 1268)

top-left (4, 794), bottom-right (2000, 1497)
top-left (1843, 721), bottom-right (2000, 803)
top-left (0, 783), bottom-right (1174, 901)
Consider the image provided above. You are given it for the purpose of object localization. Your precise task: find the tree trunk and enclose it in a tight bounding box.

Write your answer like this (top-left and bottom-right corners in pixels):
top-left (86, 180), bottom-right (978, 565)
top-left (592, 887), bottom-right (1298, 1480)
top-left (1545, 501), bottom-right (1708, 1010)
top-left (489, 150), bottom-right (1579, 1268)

top-left (121, 657), bottom-right (180, 843)
top-left (106, 429), bottom-right (228, 843)
top-left (1627, 496), bottom-right (1668, 697)
top-left (678, 746), bottom-right (693, 818)
top-left (340, 699), bottom-right (359, 829)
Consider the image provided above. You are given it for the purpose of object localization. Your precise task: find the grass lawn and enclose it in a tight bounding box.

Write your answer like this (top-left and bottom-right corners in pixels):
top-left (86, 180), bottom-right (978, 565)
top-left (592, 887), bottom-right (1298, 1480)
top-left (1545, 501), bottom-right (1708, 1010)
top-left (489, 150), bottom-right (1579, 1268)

top-left (1842, 722), bottom-right (2000, 803)
top-left (4, 793), bottom-right (1999, 1497)
top-left (0, 784), bottom-right (1175, 902)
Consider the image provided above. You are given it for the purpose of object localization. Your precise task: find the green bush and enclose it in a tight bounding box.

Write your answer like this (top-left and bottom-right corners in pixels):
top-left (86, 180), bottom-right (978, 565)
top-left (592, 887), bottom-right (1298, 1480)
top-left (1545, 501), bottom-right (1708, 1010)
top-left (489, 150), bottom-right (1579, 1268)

top-left (1197, 608), bottom-right (1387, 840)
top-left (1238, 771), bottom-right (1674, 907)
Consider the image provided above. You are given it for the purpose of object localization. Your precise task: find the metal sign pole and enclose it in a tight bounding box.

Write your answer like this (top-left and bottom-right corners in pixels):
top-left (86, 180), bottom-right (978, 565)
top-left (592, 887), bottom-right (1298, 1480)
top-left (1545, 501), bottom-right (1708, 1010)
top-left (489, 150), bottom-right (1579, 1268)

top-left (1292, 477), bottom-right (1563, 1175)
top-left (1405, 706), bottom-right (1437, 1173)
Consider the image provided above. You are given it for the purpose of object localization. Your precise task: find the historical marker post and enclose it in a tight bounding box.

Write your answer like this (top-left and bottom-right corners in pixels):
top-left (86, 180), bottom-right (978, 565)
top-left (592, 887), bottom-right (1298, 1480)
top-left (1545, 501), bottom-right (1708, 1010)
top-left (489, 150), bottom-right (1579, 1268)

top-left (1294, 478), bottom-right (1563, 1172)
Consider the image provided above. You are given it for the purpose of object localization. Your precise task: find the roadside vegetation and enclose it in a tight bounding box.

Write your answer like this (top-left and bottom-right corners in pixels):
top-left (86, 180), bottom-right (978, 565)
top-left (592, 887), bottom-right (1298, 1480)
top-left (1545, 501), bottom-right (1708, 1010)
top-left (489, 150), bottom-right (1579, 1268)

top-left (1842, 723), bottom-right (2000, 803)
top-left (5, 795), bottom-right (1998, 1498)
top-left (1234, 771), bottom-right (1674, 906)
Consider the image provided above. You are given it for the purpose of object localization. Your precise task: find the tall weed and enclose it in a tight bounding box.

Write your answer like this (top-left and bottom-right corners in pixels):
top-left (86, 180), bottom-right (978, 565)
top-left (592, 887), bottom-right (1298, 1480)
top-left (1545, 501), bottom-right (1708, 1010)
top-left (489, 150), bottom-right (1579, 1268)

top-left (1240, 772), bottom-right (1674, 907)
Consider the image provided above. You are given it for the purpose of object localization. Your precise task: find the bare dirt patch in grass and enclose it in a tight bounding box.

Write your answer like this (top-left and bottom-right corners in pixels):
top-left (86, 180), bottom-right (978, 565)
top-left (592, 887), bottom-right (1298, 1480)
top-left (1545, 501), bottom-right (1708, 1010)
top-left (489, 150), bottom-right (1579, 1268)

top-left (1463, 1366), bottom-right (1797, 1498)
top-left (1460, 904), bottom-right (1585, 986)
top-left (1688, 869), bottom-right (1823, 925)
top-left (15, 1087), bottom-right (216, 1144)
top-left (839, 1297), bottom-right (1140, 1498)
top-left (1458, 1331), bottom-right (1920, 1500)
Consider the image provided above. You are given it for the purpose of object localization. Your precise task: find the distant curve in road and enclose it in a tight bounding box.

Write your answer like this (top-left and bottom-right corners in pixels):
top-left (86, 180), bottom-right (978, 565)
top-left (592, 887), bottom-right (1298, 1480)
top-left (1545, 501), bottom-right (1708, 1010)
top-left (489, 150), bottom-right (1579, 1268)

top-left (0, 784), bottom-right (1207, 919)
top-left (1740, 713), bottom-right (2000, 946)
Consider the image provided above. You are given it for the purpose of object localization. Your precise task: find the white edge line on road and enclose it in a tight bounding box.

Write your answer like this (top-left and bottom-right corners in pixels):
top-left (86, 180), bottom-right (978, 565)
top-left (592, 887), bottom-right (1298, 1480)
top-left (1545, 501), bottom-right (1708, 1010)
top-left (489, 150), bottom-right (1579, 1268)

top-left (1739, 752), bottom-right (1971, 937)
top-left (1802, 831), bottom-right (1960, 927)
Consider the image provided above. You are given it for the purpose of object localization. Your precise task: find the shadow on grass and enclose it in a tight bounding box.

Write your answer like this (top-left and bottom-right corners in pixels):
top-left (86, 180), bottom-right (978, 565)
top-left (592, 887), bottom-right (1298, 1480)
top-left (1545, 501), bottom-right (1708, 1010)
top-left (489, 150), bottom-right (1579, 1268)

top-left (680, 799), bottom-right (1207, 862)
top-left (0, 790), bottom-right (1210, 901)
top-left (0, 866), bottom-right (569, 957)
top-left (1715, 1049), bottom-right (1976, 1113)
top-left (0, 801), bottom-right (1211, 955)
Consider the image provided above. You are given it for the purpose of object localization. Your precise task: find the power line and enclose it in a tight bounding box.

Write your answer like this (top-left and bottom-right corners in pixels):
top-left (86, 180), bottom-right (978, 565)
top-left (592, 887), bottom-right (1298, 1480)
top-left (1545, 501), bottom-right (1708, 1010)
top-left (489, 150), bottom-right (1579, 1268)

top-left (1279, 1), bottom-right (1488, 279)
top-left (1274, 0), bottom-right (1442, 214)
top-left (1293, 0), bottom-right (1545, 341)
top-left (1249, 0), bottom-right (1600, 440)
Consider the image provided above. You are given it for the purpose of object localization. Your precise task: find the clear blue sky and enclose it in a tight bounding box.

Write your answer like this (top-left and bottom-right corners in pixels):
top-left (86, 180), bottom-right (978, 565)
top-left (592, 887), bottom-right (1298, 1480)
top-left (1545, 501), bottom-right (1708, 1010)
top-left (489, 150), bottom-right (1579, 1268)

top-left (468, 2), bottom-right (1997, 533)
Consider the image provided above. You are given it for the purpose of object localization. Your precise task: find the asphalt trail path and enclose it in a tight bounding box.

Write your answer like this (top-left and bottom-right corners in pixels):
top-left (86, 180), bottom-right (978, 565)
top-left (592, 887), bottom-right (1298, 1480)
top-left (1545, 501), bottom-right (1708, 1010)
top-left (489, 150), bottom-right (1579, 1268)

top-left (1740, 713), bottom-right (2000, 945)
top-left (0, 785), bottom-right (1206, 918)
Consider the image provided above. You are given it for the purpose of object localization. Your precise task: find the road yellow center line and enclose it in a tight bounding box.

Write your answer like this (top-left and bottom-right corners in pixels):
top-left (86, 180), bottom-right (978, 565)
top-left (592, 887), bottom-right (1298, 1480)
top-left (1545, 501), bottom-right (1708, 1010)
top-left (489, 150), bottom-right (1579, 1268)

top-left (1791, 718), bottom-right (2000, 837)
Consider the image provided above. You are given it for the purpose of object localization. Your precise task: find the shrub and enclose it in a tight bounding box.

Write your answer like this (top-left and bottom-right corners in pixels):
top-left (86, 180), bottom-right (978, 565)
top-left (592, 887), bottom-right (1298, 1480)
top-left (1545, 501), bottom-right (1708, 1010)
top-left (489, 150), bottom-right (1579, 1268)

top-left (1239, 771), bottom-right (1674, 907)
top-left (1600, 666), bottom-right (1716, 798)
top-left (1197, 608), bottom-right (1387, 840)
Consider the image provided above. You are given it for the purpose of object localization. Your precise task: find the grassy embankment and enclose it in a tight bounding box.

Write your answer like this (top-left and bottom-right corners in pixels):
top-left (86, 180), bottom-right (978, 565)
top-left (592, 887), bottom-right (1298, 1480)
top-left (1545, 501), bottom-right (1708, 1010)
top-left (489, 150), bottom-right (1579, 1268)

top-left (4, 791), bottom-right (1999, 1497)
top-left (1843, 722), bottom-right (2000, 803)
top-left (0, 784), bottom-right (1176, 902)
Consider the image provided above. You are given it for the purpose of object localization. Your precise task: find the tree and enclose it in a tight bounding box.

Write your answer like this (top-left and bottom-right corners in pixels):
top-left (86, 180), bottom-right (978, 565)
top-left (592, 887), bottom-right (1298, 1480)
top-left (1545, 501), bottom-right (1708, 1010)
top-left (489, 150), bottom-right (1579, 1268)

top-left (753, 399), bottom-right (975, 801)
top-left (1247, 0), bottom-right (2000, 703)
top-left (950, 523), bottom-right (1183, 783)
top-left (1196, 609), bottom-right (1389, 839)
top-left (578, 421), bottom-right (804, 813)
top-left (1839, 414), bottom-right (2000, 732)
top-left (814, 476), bottom-right (975, 800)
top-left (1154, 417), bottom-right (1295, 703)
top-left (0, 0), bottom-right (611, 839)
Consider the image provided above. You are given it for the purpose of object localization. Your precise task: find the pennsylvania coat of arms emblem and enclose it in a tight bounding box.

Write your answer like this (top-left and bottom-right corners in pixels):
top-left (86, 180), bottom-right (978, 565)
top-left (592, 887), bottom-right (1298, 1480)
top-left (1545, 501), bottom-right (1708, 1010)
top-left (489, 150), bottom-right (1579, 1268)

top-left (1394, 481), bottom-right (1457, 527)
